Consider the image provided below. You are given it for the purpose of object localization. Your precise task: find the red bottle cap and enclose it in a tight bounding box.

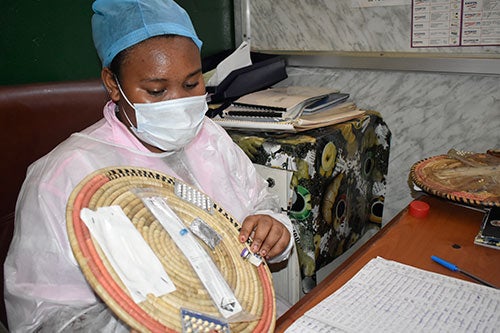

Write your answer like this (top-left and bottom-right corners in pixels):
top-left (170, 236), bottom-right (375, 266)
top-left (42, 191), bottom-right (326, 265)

top-left (409, 200), bottom-right (430, 218)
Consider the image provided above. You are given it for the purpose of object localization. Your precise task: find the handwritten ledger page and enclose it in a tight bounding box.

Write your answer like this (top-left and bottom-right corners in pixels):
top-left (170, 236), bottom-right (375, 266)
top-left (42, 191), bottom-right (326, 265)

top-left (285, 256), bottom-right (500, 332)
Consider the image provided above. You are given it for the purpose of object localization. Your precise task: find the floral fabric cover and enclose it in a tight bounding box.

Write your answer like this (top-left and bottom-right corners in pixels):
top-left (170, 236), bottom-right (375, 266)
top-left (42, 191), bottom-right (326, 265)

top-left (229, 111), bottom-right (391, 291)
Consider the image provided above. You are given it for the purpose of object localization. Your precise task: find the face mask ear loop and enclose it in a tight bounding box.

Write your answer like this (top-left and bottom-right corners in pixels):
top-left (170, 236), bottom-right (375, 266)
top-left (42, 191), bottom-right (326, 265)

top-left (114, 76), bottom-right (137, 130)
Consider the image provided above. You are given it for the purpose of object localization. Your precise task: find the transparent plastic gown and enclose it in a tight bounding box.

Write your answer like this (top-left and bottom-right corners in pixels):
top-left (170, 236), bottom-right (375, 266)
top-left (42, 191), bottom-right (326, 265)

top-left (4, 101), bottom-right (293, 332)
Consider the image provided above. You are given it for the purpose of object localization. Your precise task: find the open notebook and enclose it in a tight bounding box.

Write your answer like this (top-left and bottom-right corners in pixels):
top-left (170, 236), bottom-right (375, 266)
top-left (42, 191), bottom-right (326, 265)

top-left (211, 86), bottom-right (365, 132)
top-left (285, 257), bottom-right (500, 332)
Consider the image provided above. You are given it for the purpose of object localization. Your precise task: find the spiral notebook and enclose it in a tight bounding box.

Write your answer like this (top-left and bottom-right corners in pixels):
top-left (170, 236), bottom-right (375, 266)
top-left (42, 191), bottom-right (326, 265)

top-left (212, 86), bottom-right (365, 132)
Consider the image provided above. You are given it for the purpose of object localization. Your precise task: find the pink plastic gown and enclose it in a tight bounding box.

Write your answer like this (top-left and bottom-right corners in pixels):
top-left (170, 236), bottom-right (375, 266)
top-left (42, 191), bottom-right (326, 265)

top-left (4, 101), bottom-right (293, 332)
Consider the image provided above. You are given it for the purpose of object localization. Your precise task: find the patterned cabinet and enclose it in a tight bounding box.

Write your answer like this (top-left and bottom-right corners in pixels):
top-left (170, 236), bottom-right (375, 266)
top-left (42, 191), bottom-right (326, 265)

top-left (228, 111), bottom-right (391, 293)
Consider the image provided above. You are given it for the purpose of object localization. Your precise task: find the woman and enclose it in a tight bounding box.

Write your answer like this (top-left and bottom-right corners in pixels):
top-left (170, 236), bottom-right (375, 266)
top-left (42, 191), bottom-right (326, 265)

top-left (4, 0), bottom-right (293, 331)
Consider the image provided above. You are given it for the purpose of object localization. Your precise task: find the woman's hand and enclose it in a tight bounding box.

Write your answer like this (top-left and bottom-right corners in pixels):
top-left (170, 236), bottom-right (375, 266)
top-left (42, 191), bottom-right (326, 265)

top-left (238, 214), bottom-right (290, 260)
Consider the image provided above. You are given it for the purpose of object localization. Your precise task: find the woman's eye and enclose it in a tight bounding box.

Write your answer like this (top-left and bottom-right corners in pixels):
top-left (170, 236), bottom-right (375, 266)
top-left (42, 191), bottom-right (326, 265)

top-left (185, 81), bottom-right (199, 89)
top-left (146, 89), bottom-right (166, 97)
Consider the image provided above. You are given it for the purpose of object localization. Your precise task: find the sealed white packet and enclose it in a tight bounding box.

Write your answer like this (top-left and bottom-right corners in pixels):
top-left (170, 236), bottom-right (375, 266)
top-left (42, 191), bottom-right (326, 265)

top-left (80, 205), bottom-right (176, 303)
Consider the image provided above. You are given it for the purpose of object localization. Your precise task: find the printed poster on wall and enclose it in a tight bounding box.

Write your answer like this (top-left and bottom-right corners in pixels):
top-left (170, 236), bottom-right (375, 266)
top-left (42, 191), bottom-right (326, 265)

top-left (411, 0), bottom-right (500, 47)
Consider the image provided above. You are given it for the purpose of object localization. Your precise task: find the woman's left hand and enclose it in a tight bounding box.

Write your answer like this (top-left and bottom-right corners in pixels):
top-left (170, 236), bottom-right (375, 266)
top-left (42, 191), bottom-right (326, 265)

top-left (238, 214), bottom-right (291, 260)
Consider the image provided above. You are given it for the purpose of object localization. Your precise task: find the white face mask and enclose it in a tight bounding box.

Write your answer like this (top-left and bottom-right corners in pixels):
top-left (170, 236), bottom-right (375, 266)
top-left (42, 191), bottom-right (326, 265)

top-left (117, 81), bottom-right (208, 152)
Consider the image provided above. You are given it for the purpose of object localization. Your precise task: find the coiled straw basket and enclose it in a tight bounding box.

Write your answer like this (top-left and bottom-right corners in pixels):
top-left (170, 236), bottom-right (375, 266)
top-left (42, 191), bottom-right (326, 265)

top-left (66, 166), bottom-right (276, 332)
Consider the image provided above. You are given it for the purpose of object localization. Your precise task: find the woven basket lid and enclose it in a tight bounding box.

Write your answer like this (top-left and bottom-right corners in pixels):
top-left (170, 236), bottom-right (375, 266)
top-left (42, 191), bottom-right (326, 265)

top-left (410, 151), bottom-right (500, 208)
top-left (66, 166), bottom-right (276, 332)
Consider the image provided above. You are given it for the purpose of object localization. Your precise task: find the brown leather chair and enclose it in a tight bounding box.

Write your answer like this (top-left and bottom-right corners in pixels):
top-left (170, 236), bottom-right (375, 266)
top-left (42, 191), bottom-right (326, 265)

top-left (0, 79), bottom-right (108, 330)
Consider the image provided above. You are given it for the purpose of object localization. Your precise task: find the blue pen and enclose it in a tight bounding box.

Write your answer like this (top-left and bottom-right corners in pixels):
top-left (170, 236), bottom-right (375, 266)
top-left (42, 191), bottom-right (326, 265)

top-left (431, 255), bottom-right (498, 289)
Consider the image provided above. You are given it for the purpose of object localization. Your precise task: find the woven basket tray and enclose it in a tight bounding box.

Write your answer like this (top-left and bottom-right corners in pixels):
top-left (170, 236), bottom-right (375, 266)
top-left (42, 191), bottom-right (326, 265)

top-left (66, 166), bottom-right (275, 332)
top-left (410, 152), bottom-right (500, 208)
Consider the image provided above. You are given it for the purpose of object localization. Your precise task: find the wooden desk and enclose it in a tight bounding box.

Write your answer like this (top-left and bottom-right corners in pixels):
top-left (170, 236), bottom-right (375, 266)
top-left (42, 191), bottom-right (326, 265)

top-left (276, 195), bottom-right (500, 332)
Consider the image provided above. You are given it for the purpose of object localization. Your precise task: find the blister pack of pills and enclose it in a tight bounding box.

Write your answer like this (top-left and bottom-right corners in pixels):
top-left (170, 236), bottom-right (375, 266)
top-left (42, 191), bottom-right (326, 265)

top-left (181, 308), bottom-right (231, 333)
top-left (175, 182), bottom-right (213, 214)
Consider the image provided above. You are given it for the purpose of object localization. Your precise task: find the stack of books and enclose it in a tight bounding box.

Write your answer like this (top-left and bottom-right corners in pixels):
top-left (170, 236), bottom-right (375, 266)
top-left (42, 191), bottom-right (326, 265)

top-left (474, 207), bottom-right (500, 250)
top-left (210, 86), bottom-right (365, 132)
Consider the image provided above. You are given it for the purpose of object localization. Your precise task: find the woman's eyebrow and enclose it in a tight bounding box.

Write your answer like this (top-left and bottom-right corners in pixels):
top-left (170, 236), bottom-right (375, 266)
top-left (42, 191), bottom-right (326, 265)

top-left (186, 67), bottom-right (202, 78)
top-left (141, 68), bottom-right (203, 83)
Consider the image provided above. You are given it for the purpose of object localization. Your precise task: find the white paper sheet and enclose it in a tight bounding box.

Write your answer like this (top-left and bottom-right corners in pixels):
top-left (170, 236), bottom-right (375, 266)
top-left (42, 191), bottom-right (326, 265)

top-left (206, 41), bottom-right (252, 87)
top-left (286, 256), bottom-right (500, 333)
top-left (81, 206), bottom-right (176, 303)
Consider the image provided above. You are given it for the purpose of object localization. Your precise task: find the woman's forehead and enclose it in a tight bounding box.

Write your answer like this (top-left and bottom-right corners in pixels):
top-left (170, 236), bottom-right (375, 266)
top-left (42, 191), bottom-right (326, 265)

top-left (121, 36), bottom-right (201, 78)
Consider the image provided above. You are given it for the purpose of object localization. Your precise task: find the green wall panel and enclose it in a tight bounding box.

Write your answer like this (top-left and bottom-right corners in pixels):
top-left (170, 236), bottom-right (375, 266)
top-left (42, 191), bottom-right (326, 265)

top-left (177, 0), bottom-right (235, 58)
top-left (0, 1), bottom-right (234, 85)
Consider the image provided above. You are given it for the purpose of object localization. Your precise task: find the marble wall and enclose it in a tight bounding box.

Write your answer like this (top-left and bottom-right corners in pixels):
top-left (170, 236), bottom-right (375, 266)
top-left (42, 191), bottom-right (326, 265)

top-left (248, 0), bottom-right (499, 55)
top-left (243, 0), bottom-right (500, 224)
top-left (277, 67), bottom-right (500, 223)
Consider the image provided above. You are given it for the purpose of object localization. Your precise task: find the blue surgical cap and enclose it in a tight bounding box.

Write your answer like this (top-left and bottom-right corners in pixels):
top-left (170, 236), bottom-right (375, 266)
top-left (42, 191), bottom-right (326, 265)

top-left (92, 0), bottom-right (203, 68)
